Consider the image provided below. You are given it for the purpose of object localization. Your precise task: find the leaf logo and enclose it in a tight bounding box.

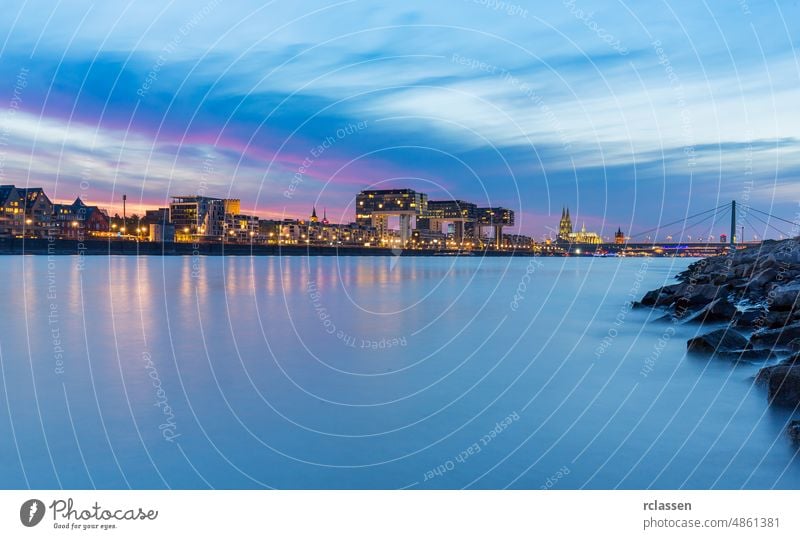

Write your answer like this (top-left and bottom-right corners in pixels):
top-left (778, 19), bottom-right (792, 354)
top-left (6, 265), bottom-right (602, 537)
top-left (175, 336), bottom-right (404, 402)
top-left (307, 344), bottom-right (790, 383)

top-left (20, 499), bottom-right (45, 527)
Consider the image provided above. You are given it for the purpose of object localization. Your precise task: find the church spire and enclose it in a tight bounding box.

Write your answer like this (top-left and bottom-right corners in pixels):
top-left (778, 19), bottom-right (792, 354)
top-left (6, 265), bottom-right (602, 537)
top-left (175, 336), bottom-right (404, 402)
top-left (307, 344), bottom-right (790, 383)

top-left (310, 206), bottom-right (319, 223)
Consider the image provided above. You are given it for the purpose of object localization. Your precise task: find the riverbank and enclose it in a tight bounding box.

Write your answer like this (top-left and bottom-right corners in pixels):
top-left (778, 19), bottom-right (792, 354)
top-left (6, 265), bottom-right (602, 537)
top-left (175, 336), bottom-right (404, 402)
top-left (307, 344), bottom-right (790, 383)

top-left (0, 237), bottom-right (539, 257)
top-left (635, 238), bottom-right (800, 442)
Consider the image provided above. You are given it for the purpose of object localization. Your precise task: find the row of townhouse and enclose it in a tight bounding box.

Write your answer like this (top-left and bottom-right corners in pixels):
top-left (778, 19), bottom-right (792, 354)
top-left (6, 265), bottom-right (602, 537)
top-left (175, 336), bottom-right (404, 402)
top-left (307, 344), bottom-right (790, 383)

top-left (0, 185), bottom-right (110, 239)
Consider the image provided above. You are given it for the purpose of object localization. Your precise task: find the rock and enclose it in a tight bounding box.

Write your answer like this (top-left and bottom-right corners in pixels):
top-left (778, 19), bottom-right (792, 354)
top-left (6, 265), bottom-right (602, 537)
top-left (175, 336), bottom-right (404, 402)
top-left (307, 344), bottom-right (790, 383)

top-left (788, 420), bottom-right (800, 443)
top-left (757, 253), bottom-right (778, 270)
top-left (684, 297), bottom-right (737, 324)
top-left (763, 309), bottom-right (797, 329)
top-left (734, 308), bottom-right (766, 329)
top-left (762, 365), bottom-right (800, 407)
top-left (687, 328), bottom-right (749, 354)
top-left (749, 322), bottom-right (800, 349)
top-left (715, 349), bottom-right (776, 362)
top-left (672, 284), bottom-right (726, 318)
top-left (769, 283), bottom-right (800, 310)
top-left (748, 267), bottom-right (778, 290)
top-left (755, 355), bottom-right (800, 383)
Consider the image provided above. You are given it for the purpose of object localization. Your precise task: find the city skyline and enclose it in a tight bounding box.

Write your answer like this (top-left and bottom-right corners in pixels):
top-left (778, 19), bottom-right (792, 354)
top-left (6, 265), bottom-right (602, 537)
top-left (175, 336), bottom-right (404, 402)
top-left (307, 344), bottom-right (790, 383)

top-left (1, 1), bottom-right (798, 238)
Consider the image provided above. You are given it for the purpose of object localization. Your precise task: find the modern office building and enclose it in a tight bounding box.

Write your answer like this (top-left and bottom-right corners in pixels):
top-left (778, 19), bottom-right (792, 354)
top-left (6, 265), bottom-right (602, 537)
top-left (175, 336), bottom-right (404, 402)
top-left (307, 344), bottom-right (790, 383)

top-left (169, 195), bottom-right (227, 241)
top-left (356, 189), bottom-right (428, 244)
top-left (476, 207), bottom-right (515, 248)
top-left (418, 200), bottom-right (478, 244)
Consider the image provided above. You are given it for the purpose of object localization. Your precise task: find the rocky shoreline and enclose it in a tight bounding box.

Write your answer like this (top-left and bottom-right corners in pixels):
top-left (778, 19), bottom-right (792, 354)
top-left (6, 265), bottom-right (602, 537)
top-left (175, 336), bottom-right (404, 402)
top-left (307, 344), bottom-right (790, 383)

top-left (635, 238), bottom-right (800, 443)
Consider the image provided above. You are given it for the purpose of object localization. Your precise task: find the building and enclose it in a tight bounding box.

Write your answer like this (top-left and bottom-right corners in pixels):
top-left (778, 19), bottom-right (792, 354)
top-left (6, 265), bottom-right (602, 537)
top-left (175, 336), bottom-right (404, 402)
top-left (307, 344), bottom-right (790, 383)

top-left (0, 185), bottom-right (53, 237)
top-left (567, 223), bottom-right (602, 244)
top-left (558, 207), bottom-right (573, 241)
top-left (557, 207), bottom-right (601, 245)
top-left (18, 187), bottom-right (53, 230)
top-left (51, 198), bottom-right (110, 239)
top-left (502, 233), bottom-right (534, 250)
top-left (141, 208), bottom-right (171, 227)
top-left (411, 228), bottom-right (446, 249)
top-left (0, 185), bottom-right (23, 235)
top-left (418, 200), bottom-right (478, 245)
top-left (224, 199), bottom-right (241, 216)
top-left (615, 227), bottom-right (625, 245)
top-left (356, 189), bottom-right (428, 244)
top-left (169, 195), bottom-right (227, 241)
top-left (149, 223), bottom-right (176, 242)
top-left (476, 207), bottom-right (515, 248)
top-left (224, 213), bottom-right (260, 242)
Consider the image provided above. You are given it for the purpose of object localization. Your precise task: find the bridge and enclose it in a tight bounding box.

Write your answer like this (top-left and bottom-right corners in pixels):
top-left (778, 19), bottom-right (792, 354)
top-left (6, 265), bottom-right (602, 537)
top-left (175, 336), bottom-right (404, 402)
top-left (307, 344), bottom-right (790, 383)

top-left (559, 201), bottom-right (799, 256)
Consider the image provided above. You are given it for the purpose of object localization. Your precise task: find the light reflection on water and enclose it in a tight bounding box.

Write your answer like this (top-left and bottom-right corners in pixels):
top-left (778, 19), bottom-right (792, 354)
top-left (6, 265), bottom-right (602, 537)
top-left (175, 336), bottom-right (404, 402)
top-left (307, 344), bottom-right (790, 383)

top-left (0, 255), bottom-right (797, 489)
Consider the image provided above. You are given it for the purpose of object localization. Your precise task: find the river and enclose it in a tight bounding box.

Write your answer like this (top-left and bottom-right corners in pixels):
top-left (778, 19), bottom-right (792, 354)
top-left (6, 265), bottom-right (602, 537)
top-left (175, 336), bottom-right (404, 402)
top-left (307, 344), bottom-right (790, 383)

top-left (0, 255), bottom-right (797, 489)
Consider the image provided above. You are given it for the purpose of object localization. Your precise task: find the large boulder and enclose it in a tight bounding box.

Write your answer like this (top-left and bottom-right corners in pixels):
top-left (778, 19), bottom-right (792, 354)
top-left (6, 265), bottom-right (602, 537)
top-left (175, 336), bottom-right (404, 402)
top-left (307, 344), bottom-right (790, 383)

top-left (747, 267), bottom-right (778, 290)
top-left (684, 297), bottom-right (737, 324)
top-left (734, 308), bottom-right (767, 329)
top-left (687, 328), bottom-right (749, 354)
top-left (749, 322), bottom-right (800, 349)
top-left (769, 283), bottom-right (800, 310)
top-left (758, 364), bottom-right (800, 407)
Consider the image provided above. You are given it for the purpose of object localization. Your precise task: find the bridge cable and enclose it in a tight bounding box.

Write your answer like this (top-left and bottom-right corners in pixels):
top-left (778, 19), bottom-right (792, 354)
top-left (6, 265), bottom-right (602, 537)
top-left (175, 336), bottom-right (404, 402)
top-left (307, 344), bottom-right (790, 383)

top-left (629, 202), bottom-right (730, 240)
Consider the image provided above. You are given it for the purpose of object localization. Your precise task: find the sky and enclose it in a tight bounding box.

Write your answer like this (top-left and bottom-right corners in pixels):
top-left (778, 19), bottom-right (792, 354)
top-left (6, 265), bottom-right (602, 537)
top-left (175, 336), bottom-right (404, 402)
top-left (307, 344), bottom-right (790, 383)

top-left (0, 0), bottom-right (798, 240)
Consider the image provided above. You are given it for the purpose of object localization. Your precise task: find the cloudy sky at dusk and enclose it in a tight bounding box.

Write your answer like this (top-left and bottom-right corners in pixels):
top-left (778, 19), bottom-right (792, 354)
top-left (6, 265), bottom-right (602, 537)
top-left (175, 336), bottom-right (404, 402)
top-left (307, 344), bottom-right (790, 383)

top-left (1, 0), bottom-right (798, 239)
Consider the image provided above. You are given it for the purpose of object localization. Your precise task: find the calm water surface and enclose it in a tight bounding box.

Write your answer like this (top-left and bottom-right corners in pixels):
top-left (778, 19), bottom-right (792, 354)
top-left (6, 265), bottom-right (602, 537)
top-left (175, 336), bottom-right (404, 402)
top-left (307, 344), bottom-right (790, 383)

top-left (0, 255), bottom-right (798, 489)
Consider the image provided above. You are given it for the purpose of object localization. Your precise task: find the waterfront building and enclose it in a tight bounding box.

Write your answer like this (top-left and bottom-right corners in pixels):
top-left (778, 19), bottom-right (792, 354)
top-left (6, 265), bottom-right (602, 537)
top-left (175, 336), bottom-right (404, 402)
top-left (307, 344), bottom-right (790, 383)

top-left (502, 234), bottom-right (534, 250)
top-left (476, 207), bottom-right (515, 248)
top-left (141, 208), bottom-right (171, 227)
top-left (557, 207), bottom-right (601, 245)
top-left (356, 188), bottom-right (428, 244)
top-left (418, 200), bottom-right (478, 245)
top-left (148, 223), bottom-right (175, 242)
top-left (615, 227), bottom-right (625, 245)
top-left (411, 228), bottom-right (446, 249)
top-left (224, 213), bottom-right (260, 242)
top-left (224, 199), bottom-right (241, 216)
top-left (0, 185), bottom-right (23, 236)
top-left (558, 207), bottom-right (573, 241)
top-left (18, 187), bottom-right (53, 230)
top-left (170, 195), bottom-right (227, 241)
top-left (0, 185), bottom-right (53, 237)
top-left (567, 223), bottom-right (602, 244)
top-left (51, 198), bottom-right (110, 239)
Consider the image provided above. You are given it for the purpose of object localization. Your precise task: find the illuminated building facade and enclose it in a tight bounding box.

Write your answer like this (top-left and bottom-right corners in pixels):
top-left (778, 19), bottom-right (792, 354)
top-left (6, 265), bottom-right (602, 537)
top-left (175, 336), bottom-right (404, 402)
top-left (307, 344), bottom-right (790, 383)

top-left (476, 207), bottom-right (515, 248)
top-left (557, 207), bottom-right (601, 245)
top-left (170, 195), bottom-right (227, 241)
top-left (356, 189), bottom-right (428, 244)
top-left (558, 207), bottom-right (573, 240)
top-left (418, 200), bottom-right (478, 245)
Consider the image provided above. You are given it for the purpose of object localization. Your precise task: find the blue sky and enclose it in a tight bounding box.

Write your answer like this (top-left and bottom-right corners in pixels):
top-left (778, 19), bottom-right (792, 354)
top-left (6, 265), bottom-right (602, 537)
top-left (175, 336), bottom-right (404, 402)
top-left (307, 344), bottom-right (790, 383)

top-left (1, 0), bottom-right (798, 239)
